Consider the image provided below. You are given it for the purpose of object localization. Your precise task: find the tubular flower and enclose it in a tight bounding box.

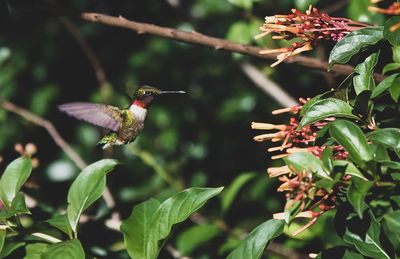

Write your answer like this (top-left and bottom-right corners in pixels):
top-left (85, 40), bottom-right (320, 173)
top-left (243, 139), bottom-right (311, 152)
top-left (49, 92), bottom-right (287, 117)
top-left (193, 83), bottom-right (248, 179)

top-left (256, 5), bottom-right (369, 66)
top-left (252, 98), bottom-right (348, 160)
top-left (368, 2), bottom-right (400, 15)
top-left (252, 98), bottom-right (349, 236)
top-left (368, 2), bottom-right (400, 31)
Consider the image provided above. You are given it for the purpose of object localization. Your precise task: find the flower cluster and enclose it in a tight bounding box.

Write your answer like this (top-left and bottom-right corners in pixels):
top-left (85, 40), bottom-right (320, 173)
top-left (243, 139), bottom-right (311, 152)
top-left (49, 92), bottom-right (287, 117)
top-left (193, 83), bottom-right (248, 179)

top-left (256, 6), bottom-right (368, 66)
top-left (252, 98), bottom-right (347, 235)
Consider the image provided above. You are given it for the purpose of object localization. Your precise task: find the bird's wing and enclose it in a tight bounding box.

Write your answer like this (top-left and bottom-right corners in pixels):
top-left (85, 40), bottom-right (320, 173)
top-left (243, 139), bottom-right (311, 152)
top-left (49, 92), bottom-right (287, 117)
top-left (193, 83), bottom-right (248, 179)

top-left (58, 102), bottom-right (122, 131)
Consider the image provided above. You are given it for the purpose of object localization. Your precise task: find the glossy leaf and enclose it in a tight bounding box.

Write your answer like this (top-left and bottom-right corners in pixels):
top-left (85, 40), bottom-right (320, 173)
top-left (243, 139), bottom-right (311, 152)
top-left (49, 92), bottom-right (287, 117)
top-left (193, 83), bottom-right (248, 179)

top-left (221, 172), bottom-right (256, 213)
top-left (353, 52), bottom-right (379, 95)
top-left (343, 211), bottom-right (391, 259)
top-left (384, 16), bottom-right (400, 46)
top-left (0, 156), bottom-right (32, 207)
top-left (284, 152), bottom-right (331, 179)
top-left (121, 198), bottom-right (160, 259)
top-left (393, 46), bottom-right (400, 63)
top-left (0, 192), bottom-right (30, 219)
top-left (383, 63), bottom-right (400, 75)
top-left (227, 219), bottom-right (284, 259)
top-left (176, 224), bottom-right (221, 255)
top-left (122, 187), bottom-right (223, 259)
top-left (329, 27), bottom-right (383, 67)
top-left (42, 240), bottom-right (84, 259)
top-left (67, 159), bottom-right (118, 234)
top-left (333, 160), bottom-right (368, 180)
top-left (24, 243), bottom-right (49, 259)
top-left (0, 241), bottom-right (25, 258)
top-left (390, 78), bottom-right (400, 102)
top-left (353, 90), bottom-right (371, 118)
top-left (322, 147), bottom-right (333, 172)
top-left (371, 74), bottom-right (399, 98)
top-left (299, 93), bottom-right (323, 116)
top-left (384, 211), bottom-right (400, 232)
top-left (299, 98), bottom-right (358, 128)
top-left (347, 177), bottom-right (373, 218)
top-left (46, 214), bottom-right (73, 239)
top-left (329, 120), bottom-right (373, 166)
top-left (368, 128), bottom-right (400, 151)
top-left (383, 211), bottom-right (400, 250)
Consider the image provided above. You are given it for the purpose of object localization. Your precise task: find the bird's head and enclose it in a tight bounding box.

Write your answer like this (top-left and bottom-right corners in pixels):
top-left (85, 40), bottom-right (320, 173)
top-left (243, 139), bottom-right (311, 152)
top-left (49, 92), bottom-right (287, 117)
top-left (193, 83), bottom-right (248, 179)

top-left (132, 85), bottom-right (185, 108)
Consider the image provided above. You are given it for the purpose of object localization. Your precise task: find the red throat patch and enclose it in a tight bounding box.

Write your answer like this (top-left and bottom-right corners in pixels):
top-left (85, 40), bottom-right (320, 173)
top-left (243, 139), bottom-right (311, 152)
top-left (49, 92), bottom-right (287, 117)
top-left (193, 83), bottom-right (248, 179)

top-left (133, 100), bottom-right (146, 108)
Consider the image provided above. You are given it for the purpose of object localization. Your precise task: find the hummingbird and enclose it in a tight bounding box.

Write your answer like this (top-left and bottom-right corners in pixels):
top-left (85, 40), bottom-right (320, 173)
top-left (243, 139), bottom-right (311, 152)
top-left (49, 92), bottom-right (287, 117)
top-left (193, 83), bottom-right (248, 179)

top-left (58, 86), bottom-right (185, 149)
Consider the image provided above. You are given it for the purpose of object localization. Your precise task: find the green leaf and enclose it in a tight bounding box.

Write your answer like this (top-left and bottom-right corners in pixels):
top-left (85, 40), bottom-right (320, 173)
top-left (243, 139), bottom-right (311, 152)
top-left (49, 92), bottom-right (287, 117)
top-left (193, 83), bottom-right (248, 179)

top-left (353, 90), bottom-right (371, 118)
top-left (227, 219), bottom-right (284, 259)
top-left (67, 159), bottom-right (118, 234)
top-left (328, 27), bottom-right (383, 67)
top-left (322, 147), bottom-right (333, 172)
top-left (46, 214), bottom-right (73, 239)
top-left (383, 211), bottom-right (400, 233)
top-left (284, 152), bottom-right (331, 180)
top-left (383, 211), bottom-right (400, 250)
top-left (176, 224), bottom-right (221, 255)
top-left (343, 211), bottom-right (391, 259)
top-left (384, 16), bottom-right (400, 46)
top-left (390, 77), bottom-right (400, 102)
top-left (122, 187), bottom-right (223, 259)
top-left (299, 93), bottom-right (323, 116)
top-left (347, 177), bottom-right (373, 218)
top-left (226, 22), bottom-right (252, 45)
top-left (353, 52), bottom-right (379, 95)
top-left (0, 241), bottom-right (25, 258)
top-left (368, 128), bottom-right (400, 151)
top-left (121, 198), bottom-right (160, 259)
top-left (383, 63), bottom-right (400, 75)
top-left (393, 46), bottom-right (400, 63)
top-left (221, 172), bottom-right (256, 213)
top-left (0, 228), bottom-right (5, 255)
top-left (227, 0), bottom-right (253, 10)
top-left (42, 240), bottom-right (84, 259)
top-left (0, 156), bottom-right (32, 207)
top-left (329, 120), bottom-right (373, 166)
top-left (371, 74), bottom-right (399, 98)
top-left (0, 192), bottom-right (30, 219)
top-left (299, 98), bottom-right (358, 128)
top-left (333, 160), bottom-right (368, 180)
top-left (24, 243), bottom-right (49, 259)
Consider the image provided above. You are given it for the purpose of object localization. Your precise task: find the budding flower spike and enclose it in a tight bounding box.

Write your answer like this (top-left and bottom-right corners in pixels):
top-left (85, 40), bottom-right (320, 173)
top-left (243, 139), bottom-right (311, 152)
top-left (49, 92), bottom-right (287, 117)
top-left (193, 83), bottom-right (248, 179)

top-left (256, 5), bottom-right (369, 67)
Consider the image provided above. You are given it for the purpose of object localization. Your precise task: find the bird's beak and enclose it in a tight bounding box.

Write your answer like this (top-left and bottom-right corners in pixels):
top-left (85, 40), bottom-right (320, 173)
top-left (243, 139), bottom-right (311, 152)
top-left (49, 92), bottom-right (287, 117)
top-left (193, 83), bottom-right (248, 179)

top-left (160, 90), bottom-right (186, 94)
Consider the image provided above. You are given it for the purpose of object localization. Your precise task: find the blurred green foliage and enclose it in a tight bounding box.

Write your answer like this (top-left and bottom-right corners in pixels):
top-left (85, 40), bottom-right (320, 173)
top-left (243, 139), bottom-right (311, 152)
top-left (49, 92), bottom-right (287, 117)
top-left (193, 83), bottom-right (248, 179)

top-left (0, 0), bottom-right (388, 258)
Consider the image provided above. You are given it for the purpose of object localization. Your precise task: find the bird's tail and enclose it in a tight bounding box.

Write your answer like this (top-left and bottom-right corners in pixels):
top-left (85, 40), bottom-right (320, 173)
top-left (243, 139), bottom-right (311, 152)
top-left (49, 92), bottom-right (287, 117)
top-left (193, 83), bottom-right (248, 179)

top-left (97, 133), bottom-right (118, 149)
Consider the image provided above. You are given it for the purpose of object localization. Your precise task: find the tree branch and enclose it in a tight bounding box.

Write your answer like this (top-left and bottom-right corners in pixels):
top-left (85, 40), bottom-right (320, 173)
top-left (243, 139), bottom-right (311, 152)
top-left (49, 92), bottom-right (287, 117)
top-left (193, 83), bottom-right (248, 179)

top-left (0, 99), bottom-right (116, 208)
top-left (79, 12), bottom-right (385, 82)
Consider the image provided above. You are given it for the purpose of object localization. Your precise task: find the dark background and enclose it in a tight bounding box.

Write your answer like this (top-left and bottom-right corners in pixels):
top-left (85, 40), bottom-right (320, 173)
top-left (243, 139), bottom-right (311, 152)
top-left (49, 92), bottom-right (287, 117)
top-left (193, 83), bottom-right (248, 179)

top-left (0, 0), bottom-right (385, 258)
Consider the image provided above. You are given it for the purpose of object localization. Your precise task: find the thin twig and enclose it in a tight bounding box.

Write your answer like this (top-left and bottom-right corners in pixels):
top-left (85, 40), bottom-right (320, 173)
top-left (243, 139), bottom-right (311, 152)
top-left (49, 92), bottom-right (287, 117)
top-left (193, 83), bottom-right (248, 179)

top-left (239, 62), bottom-right (298, 107)
top-left (59, 17), bottom-right (107, 86)
top-left (0, 99), bottom-right (116, 208)
top-left (79, 12), bottom-right (385, 82)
